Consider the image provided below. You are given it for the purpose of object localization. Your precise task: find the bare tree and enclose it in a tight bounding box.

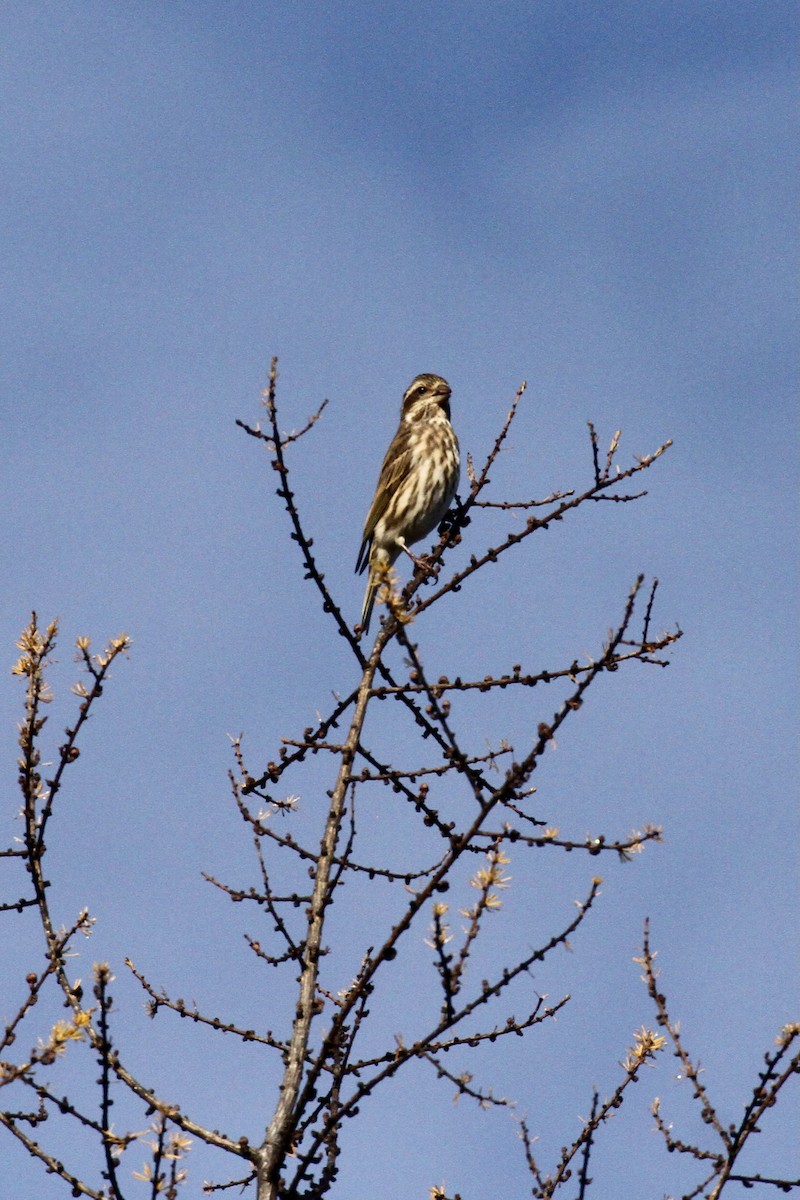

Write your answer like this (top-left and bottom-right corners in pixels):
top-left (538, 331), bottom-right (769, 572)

top-left (3, 361), bottom-right (797, 1199)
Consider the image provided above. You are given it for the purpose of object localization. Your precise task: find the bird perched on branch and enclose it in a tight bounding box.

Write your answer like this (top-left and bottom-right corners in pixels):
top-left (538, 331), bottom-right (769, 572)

top-left (356, 373), bottom-right (460, 635)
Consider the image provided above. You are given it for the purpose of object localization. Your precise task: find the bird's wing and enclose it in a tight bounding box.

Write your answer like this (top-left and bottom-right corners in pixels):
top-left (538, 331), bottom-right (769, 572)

top-left (361, 423), bottom-right (416, 543)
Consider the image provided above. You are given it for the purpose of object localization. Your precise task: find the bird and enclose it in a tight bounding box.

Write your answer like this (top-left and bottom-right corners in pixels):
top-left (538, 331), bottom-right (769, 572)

top-left (356, 373), bottom-right (460, 635)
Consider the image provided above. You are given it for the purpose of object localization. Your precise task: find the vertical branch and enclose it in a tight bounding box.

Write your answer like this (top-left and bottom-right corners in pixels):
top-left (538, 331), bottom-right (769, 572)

top-left (256, 635), bottom-right (388, 1198)
top-left (14, 617), bottom-right (132, 1001)
top-left (94, 963), bottom-right (124, 1198)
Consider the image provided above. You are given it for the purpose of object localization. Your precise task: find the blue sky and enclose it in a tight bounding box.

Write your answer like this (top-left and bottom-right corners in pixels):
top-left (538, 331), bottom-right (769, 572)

top-left (2, 3), bottom-right (798, 1196)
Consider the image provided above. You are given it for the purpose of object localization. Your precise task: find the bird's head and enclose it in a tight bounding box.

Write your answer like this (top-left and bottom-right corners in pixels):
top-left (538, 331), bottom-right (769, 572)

top-left (400, 374), bottom-right (452, 422)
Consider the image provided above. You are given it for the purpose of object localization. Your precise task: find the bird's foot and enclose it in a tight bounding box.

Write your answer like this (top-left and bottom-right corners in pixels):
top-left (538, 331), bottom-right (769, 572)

top-left (396, 539), bottom-right (439, 581)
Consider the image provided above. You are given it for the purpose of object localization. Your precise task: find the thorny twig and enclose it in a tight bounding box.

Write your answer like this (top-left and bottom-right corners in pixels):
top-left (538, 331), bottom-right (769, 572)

top-left (638, 920), bottom-right (800, 1199)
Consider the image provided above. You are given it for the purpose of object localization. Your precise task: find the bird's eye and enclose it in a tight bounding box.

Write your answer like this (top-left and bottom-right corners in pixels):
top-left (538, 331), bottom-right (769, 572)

top-left (417, 385), bottom-right (426, 395)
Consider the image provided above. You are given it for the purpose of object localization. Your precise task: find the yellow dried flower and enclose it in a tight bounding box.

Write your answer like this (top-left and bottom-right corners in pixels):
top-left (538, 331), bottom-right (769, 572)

top-left (622, 1026), bottom-right (666, 1071)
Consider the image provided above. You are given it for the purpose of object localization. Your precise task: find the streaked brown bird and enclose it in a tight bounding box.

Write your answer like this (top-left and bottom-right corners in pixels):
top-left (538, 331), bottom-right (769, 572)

top-left (356, 373), bottom-right (460, 635)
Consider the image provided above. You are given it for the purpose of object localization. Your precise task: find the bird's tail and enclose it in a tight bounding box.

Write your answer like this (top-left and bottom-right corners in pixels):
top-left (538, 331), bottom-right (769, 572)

top-left (359, 551), bottom-right (394, 637)
top-left (360, 572), bottom-right (378, 636)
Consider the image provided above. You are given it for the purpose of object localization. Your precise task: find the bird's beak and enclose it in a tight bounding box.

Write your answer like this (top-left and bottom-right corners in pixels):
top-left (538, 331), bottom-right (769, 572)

top-left (433, 382), bottom-right (452, 402)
